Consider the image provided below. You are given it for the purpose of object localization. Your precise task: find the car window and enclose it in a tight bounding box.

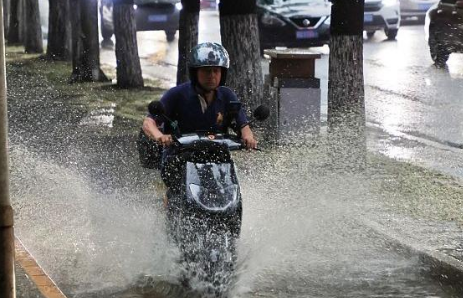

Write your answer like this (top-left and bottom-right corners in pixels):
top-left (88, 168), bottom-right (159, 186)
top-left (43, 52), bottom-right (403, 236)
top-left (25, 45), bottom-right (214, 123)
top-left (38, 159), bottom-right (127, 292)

top-left (440, 0), bottom-right (457, 4)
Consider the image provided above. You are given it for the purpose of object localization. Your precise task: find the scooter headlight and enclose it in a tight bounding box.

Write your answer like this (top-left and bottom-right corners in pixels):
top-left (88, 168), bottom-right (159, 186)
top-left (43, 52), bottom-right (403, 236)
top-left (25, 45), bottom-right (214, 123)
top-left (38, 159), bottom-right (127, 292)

top-left (189, 184), bottom-right (202, 201)
top-left (175, 2), bottom-right (182, 10)
top-left (188, 184), bottom-right (239, 211)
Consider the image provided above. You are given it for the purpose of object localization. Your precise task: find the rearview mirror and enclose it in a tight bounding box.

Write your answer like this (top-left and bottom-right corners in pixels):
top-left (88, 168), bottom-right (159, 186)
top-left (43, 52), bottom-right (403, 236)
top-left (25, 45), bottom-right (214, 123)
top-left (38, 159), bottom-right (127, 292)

top-left (253, 105), bottom-right (270, 121)
top-left (148, 100), bottom-right (165, 116)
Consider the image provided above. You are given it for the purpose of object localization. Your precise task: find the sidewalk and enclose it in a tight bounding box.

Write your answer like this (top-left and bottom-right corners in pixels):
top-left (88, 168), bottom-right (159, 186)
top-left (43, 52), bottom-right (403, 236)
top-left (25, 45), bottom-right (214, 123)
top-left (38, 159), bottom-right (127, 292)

top-left (16, 262), bottom-right (47, 298)
top-left (360, 213), bottom-right (463, 291)
top-left (15, 238), bottom-right (67, 298)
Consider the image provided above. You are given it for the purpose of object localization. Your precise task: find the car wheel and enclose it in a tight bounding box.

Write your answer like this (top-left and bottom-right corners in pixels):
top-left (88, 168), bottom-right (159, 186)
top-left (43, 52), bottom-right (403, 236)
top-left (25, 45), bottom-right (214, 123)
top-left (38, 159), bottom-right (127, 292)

top-left (165, 30), bottom-right (176, 42)
top-left (366, 31), bottom-right (375, 38)
top-left (386, 28), bottom-right (398, 40)
top-left (429, 29), bottom-right (450, 67)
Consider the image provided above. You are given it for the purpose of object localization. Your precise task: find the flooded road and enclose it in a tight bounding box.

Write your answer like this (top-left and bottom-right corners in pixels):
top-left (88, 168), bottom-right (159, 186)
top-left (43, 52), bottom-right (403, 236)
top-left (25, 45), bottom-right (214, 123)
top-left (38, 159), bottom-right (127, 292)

top-left (10, 140), bottom-right (463, 298)
top-left (8, 12), bottom-right (463, 298)
top-left (7, 82), bottom-right (461, 298)
top-left (9, 138), bottom-right (462, 298)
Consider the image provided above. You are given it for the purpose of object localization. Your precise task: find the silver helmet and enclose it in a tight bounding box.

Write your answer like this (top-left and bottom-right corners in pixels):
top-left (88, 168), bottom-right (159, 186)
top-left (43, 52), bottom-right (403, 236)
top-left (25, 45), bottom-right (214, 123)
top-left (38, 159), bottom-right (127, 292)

top-left (189, 42), bottom-right (230, 69)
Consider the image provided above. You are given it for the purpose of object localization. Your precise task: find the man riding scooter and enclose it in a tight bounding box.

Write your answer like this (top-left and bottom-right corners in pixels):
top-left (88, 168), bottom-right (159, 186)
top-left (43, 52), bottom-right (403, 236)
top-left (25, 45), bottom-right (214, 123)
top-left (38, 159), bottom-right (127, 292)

top-left (142, 42), bottom-right (257, 153)
top-left (140, 42), bottom-right (263, 293)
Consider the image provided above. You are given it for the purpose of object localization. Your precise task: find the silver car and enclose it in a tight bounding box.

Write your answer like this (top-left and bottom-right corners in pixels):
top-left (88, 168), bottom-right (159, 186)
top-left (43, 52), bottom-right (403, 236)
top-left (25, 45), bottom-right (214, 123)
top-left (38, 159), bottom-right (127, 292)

top-left (364, 0), bottom-right (401, 40)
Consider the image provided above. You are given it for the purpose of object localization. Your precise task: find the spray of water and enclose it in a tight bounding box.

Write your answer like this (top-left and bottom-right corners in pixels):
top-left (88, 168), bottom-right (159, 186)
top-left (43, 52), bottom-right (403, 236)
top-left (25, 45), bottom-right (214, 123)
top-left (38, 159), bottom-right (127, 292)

top-left (10, 144), bottom-right (180, 295)
top-left (9, 136), bottom-right (453, 297)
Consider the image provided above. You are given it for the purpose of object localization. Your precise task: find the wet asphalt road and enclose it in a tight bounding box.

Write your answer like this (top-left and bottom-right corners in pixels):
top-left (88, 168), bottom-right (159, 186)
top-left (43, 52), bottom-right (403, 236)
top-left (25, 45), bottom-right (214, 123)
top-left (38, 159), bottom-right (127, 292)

top-left (8, 12), bottom-right (463, 298)
top-left (101, 11), bottom-right (463, 179)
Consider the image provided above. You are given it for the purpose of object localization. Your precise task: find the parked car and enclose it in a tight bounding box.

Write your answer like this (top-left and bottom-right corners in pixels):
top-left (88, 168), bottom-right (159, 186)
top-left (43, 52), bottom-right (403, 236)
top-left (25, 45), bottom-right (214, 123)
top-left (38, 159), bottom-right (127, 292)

top-left (400, 0), bottom-right (439, 21)
top-left (257, 0), bottom-right (331, 53)
top-left (425, 0), bottom-right (463, 67)
top-left (364, 0), bottom-right (401, 40)
top-left (100, 0), bottom-right (181, 43)
top-left (134, 0), bottom-right (181, 41)
top-left (200, 0), bottom-right (217, 10)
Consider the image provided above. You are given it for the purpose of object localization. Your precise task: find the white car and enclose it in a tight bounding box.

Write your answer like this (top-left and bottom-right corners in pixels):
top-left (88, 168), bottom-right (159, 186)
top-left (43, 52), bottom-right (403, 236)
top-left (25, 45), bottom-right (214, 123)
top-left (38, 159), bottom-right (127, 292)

top-left (364, 0), bottom-right (401, 40)
top-left (400, 0), bottom-right (438, 21)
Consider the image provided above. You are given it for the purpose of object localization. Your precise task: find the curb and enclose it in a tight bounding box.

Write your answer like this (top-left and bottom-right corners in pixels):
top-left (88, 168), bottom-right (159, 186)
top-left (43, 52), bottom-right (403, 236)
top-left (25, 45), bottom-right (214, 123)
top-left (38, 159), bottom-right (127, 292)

top-left (360, 218), bottom-right (463, 292)
top-left (15, 237), bottom-right (68, 298)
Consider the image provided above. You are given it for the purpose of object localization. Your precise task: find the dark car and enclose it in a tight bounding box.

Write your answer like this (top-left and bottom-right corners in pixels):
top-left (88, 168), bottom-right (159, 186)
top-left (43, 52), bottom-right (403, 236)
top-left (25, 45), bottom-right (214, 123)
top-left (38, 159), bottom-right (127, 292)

top-left (425, 0), bottom-right (463, 66)
top-left (134, 0), bottom-right (181, 41)
top-left (100, 0), bottom-right (181, 43)
top-left (257, 0), bottom-right (331, 53)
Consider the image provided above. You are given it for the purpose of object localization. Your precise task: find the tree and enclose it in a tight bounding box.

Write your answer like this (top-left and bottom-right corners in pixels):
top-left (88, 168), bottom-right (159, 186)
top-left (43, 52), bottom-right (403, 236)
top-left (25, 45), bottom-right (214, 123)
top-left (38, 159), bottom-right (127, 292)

top-left (3, 0), bottom-right (10, 37)
top-left (219, 0), bottom-right (262, 112)
top-left (24, 0), bottom-right (43, 53)
top-left (327, 0), bottom-right (366, 168)
top-left (176, 0), bottom-right (199, 85)
top-left (113, 0), bottom-right (144, 88)
top-left (7, 0), bottom-right (20, 44)
top-left (69, 0), bottom-right (108, 83)
top-left (0, 3), bottom-right (15, 298)
top-left (19, 0), bottom-right (26, 42)
top-left (47, 0), bottom-right (71, 60)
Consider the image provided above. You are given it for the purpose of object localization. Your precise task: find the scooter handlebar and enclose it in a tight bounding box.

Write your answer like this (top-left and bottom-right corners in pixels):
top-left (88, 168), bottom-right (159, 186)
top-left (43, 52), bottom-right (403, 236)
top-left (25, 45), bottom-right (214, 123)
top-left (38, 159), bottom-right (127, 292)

top-left (171, 133), bottom-right (258, 151)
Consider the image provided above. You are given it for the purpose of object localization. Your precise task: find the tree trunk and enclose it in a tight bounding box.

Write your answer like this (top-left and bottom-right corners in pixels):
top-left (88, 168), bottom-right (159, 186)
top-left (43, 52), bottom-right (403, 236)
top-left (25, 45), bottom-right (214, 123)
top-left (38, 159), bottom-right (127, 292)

top-left (70, 0), bottom-right (108, 83)
top-left (219, 0), bottom-right (263, 112)
top-left (3, 0), bottom-right (10, 37)
top-left (24, 0), bottom-right (43, 53)
top-left (327, 0), bottom-right (366, 169)
top-left (7, 0), bottom-right (20, 44)
top-left (47, 0), bottom-right (71, 60)
top-left (18, 0), bottom-right (25, 43)
top-left (176, 0), bottom-right (199, 85)
top-left (113, 3), bottom-right (144, 88)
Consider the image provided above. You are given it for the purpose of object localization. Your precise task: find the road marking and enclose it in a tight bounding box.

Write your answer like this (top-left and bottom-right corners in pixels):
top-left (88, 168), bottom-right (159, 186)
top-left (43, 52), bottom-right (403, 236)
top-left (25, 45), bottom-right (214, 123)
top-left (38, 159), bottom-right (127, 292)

top-left (15, 237), bottom-right (68, 298)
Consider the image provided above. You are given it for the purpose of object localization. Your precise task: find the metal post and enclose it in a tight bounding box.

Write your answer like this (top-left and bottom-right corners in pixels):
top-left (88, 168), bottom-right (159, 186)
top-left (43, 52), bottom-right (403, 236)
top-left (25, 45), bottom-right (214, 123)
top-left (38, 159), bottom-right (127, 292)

top-left (0, 0), bottom-right (15, 297)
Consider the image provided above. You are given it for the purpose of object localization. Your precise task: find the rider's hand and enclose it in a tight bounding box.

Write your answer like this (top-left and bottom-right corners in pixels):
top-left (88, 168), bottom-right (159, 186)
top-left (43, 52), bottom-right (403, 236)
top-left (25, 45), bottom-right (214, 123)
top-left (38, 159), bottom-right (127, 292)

top-left (156, 134), bottom-right (173, 147)
top-left (242, 136), bottom-right (257, 150)
top-left (241, 126), bottom-right (257, 150)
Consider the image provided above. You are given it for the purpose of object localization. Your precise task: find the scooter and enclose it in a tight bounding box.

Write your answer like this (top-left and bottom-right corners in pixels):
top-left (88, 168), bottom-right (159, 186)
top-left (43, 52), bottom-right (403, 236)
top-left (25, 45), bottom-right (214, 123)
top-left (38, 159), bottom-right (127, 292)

top-left (148, 101), bottom-right (269, 295)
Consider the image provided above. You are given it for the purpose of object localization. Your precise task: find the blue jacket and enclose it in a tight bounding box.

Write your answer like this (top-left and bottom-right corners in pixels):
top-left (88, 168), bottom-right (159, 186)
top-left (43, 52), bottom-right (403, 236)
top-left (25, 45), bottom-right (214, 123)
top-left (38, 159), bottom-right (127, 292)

top-left (151, 82), bottom-right (249, 134)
